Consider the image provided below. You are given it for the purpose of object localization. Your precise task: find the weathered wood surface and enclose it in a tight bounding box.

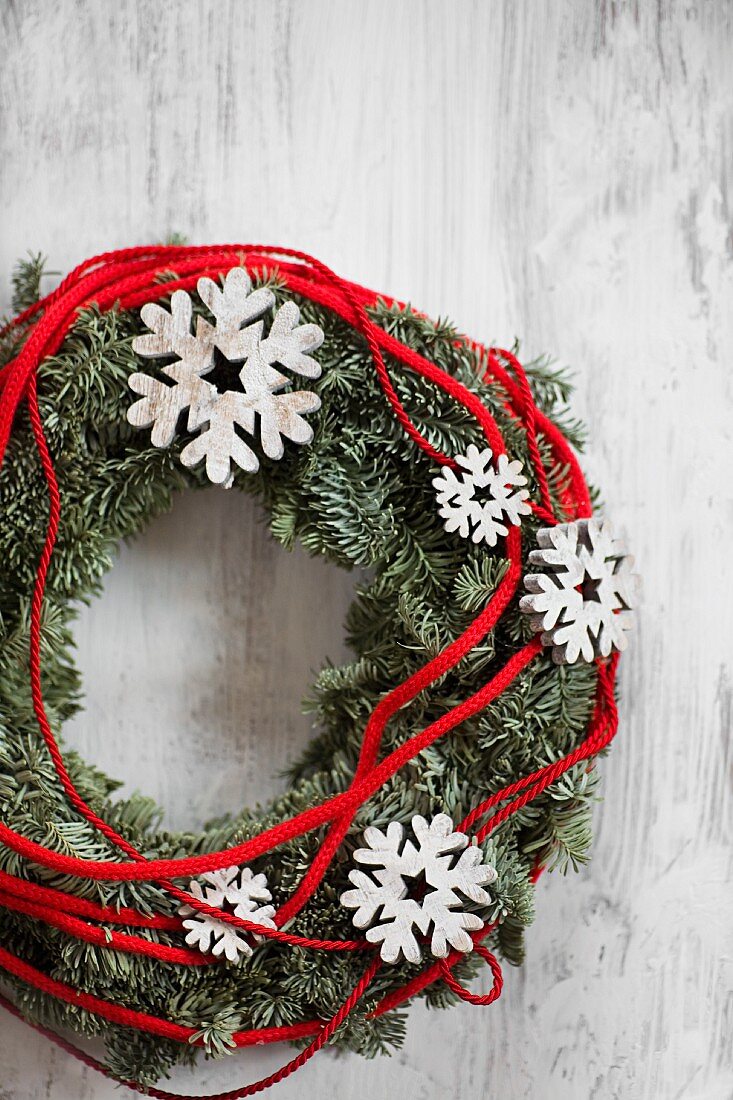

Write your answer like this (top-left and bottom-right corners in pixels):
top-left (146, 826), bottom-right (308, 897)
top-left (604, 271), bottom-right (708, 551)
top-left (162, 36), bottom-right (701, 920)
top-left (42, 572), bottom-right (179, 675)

top-left (1, 2), bottom-right (731, 1097)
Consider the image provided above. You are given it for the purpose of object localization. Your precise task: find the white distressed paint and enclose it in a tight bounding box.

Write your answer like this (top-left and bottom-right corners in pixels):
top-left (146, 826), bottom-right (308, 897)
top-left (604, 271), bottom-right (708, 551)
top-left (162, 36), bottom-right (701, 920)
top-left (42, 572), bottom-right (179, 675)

top-left (341, 813), bottom-right (498, 964)
top-left (0, 1), bottom-right (731, 1098)
top-left (128, 269), bottom-right (325, 486)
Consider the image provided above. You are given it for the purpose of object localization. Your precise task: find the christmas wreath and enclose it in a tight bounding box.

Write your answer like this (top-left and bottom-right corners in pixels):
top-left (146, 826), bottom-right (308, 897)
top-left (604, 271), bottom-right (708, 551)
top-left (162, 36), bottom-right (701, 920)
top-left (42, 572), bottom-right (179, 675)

top-left (0, 245), bottom-right (638, 1096)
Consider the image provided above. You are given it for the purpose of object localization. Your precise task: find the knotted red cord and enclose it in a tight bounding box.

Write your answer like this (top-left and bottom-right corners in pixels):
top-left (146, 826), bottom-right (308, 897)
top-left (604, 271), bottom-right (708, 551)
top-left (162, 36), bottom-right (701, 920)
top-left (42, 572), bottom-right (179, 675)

top-left (0, 245), bottom-right (619, 1096)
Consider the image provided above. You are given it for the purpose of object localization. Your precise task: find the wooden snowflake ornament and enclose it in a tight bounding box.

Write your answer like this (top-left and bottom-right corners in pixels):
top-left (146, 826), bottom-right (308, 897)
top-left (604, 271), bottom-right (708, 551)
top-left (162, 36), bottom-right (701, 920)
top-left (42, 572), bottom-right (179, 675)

top-left (179, 864), bottom-right (276, 962)
top-left (341, 813), bottom-right (497, 964)
top-left (433, 444), bottom-right (532, 546)
top-left (127, 268), bottom-right (324, 486)
top-left (520, 518), bottom-right (640, 664)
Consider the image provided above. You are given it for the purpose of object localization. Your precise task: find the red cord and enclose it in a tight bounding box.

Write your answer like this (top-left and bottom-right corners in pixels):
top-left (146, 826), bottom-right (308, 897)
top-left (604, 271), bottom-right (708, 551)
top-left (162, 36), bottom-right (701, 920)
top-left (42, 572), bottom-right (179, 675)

top-left (438, 943), bottom-right (503, 1006)
top-left (0, 638), bottom-right (544, 882)
top-left (0, 245), bottom-right (620, 1095)
top-left (0, 959), bottom-right (380, 1099)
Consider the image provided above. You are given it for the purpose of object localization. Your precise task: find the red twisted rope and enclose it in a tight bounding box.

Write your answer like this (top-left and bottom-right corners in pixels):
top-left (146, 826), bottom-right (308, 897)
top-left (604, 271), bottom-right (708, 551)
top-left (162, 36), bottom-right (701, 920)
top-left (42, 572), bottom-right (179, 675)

top-left (438, 942), bottom-right (503, 1006)
top-left (0, 245), bottom-right (619, 1096)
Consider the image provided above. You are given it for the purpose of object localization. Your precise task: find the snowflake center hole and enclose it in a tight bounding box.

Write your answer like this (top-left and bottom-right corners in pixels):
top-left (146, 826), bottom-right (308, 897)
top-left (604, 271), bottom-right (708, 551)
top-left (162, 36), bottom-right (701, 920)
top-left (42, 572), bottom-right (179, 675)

top-left (206, 347), bottom-right (248, 394)
top-left (576, 573), bottom-right (603, 603)
top-left (471, 479), bottom-right (505, 506)
top-left (403, 867), bottom-right (432, 902)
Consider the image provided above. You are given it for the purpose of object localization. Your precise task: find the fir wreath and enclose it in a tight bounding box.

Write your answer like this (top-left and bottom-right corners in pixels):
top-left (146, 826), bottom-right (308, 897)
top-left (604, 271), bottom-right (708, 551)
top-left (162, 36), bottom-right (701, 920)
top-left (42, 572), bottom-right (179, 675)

top-left (0, 245), bottom-right (636, 1095)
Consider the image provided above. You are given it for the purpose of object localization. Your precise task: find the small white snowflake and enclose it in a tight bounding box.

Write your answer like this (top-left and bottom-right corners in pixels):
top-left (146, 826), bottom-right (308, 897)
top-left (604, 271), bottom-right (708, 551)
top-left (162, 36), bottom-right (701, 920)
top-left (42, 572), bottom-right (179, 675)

top-left (433, 445), bottom-right (532, 546)
top-left (179, 864), bottom-right (276, 963)
top-left (127, 267), bottom-right (324, 486)
top-left (340, 813), bottom-right (497, 964)
top-left (519, 518), bottom-right (640, 664)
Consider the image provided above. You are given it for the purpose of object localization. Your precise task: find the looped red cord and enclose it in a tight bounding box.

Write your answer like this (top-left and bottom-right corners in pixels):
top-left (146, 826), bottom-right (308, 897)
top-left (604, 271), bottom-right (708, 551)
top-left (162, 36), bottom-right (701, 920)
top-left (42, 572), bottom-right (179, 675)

top-left (0, 245), bottom-right (619, 1097)
top-left (438, 943), bottom-right (503, 1006)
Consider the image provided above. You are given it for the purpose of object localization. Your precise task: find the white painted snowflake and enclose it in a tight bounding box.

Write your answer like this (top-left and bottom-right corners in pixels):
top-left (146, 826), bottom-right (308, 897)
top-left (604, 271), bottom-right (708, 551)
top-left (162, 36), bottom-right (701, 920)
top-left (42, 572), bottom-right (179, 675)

top-left (179, 864), bottom-right (276, 963)
top-left (433, 445), bottom-right (532, 546)
top-left (519, 518), bottom-right (640, 665)
top-left (340, 813), bottom-right (497, 964)
top-left (127, 267), bottom-right (324, 486)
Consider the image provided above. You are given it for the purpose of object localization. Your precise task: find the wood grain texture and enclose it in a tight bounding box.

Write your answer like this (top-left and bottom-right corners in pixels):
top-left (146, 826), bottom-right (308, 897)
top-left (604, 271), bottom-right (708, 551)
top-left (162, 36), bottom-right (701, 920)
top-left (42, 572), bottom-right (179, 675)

top-left (1, 1), bottom-right (731, 1097)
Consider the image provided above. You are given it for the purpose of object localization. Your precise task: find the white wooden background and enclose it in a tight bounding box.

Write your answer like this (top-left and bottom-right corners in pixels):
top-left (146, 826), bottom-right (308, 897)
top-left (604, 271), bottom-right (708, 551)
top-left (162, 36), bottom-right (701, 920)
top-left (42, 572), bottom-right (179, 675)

top-left (1, 2), bottom-right (731, 1098)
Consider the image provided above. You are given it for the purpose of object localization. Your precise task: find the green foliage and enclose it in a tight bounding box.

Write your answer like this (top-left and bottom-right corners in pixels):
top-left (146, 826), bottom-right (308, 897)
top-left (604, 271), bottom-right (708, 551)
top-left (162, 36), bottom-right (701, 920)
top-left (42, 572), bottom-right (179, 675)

top-left (0, 264), bottom-right (603, 1086)
top-left (10, 252), bottom-right (56, 314)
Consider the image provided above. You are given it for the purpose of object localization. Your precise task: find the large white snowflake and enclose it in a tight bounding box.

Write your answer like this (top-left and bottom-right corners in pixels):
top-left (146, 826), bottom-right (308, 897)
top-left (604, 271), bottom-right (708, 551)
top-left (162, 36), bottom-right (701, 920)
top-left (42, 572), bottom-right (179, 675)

top-left (519, 518), bottom-right (640, 665)
top-left (127, 267), bottom-right (324, 486)
top-left (340, 813), bottom-right (497, 964)
top-left (433, 444), bottom-right (532, 546)
top-left (179, 864), bottom-right (276, 963)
